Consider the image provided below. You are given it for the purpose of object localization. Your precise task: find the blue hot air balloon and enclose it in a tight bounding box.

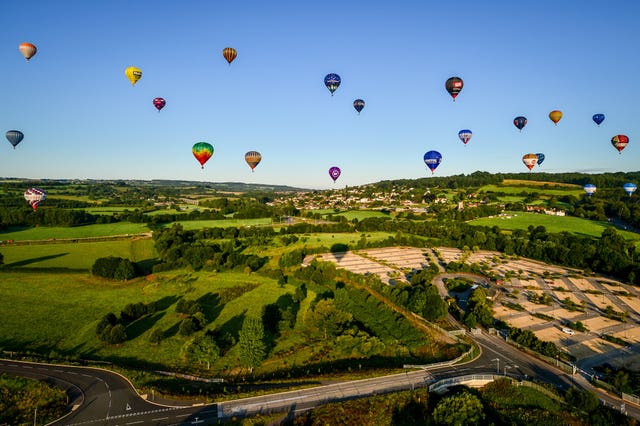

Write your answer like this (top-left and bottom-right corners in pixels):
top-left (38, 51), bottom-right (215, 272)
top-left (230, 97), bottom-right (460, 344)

top-left (623, 183), bottom-right (637, 196)
top-left (584, 184), bottom-right (597, 196)
top-left (458, 129), bottom-right (472, 145)
top-left (592, 113), bottom-right (605, 126)
top-left (536, 153), bottom-right (545, 166)
top-left (423, 150), bottom-right (442, 174)
top-left (6, 130), bottom-right (24, 149)
top-left (513, 116), bottom-right (527, 132)
top-left (324, 73), bottom-right (341, 96)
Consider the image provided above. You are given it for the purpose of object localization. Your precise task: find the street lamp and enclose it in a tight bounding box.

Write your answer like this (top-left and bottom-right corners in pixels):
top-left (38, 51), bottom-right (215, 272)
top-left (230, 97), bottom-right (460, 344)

top-left (504, 365), bottom-right (515, 376)
top-left (491, 358), bottom-right (500, 374)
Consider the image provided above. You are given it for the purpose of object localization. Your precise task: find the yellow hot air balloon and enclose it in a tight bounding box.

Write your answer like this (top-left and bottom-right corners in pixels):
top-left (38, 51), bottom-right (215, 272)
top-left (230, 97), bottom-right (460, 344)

top-left (125, 66), bottom-right (142, 86)
top-left (222, 47), bottom-right (237, 65)
top-left (549, 110), bottom-right (562, 125)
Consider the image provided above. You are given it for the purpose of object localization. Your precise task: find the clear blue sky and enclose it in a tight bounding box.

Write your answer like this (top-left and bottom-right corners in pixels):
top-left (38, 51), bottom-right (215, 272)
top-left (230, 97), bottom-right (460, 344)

top-left (1, 0), bottom-right (639, 189)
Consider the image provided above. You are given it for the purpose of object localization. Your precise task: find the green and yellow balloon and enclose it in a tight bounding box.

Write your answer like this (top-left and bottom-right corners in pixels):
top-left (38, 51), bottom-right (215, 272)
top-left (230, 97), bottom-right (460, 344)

top-left (192, 142), bottom-right (214, 169)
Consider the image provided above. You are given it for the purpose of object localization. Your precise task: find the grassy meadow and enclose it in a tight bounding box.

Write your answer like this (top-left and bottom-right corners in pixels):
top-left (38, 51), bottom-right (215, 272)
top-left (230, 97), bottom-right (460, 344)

top-left (0, 222), bottom-right (150, 241)
top-left (479, 183), bottom-right (584, 198)
top-left (1, 238), bottom-right (156, 269)
top-left (167, 218), bottom-right (273, 230)
top-left (468, 211), bottom-right (640, 242)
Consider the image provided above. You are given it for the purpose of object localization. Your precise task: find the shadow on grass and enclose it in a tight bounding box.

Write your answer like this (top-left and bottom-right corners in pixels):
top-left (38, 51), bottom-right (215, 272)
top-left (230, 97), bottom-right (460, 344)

top-left (7, 253), bottom-right (70, 267)
top-left (126, 312), bottom-right (166, 340)
top-left (211, 312), bottom-right (246, 355)
top-left (134, 258), bottom-right (161, 276)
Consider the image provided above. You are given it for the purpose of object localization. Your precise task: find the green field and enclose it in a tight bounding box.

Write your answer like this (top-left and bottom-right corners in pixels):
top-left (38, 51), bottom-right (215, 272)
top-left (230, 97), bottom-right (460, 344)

top-left (479, 184), bottom-right (584, 197)
top-left (468, 212), bottom-right (640, 242)
top-left (329, 210), bottom-right (392, 221)
top-left (1, 238), bottom-right (156, 269)
top-left (167, 218), bottom-right (273, 230)
top-left (0, 223), bottom-right (150, 241)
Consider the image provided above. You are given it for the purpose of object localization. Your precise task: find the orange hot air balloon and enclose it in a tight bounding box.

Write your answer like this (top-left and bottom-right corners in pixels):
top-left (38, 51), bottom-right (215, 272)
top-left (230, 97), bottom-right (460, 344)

top-left (192, 142), bottom-right (214, 168)
top-left (222, 47), bottom-right (237, 65)
top-left (244, 151), bottom-right (262, 172)
top-left (522, 153), bottom-right (538, 171)
top-left (19, 42), bottom-right (37, 61)
top-left (549, 110), bottom-right (563, 125)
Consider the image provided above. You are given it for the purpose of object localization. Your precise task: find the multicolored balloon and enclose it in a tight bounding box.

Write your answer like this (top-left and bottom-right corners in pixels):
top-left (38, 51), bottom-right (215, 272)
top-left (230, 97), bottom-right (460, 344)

top-left (584, 184), bottom-right (597, 196)
top-left (536, 153), bottom-right (545, 166)
top-left (522, 153), bottom-right (538, 171)
top-left (6, 130), bottom-right (24, 149)
top-left (245, 151), bottom-right (262, 172)
top-left (549, 110), bottom-right (563, 125)
top-left (222, 47), bottom-right (237, 65)
top-left (324, 74), bottom-right (341, 96)
top-left (353, 99), bottom-right (365, 114)
top-left (445, 77), bottom-right (463, 101)
top-left (592, 113), bottom-right (605, 126)
top-left (623, 183), bottom-right (637, 196)
top-left (125, 66), bottom-right (142, 86)
top-left (24, 187), bottom-right (46, 211)
top-left (153, 97), bottom-right (166, 112)
top-left (514, 116), bottom-right (527, 132)
top-left (423, 150), bottom-right (442, 174)
top-left (329, 166), bottom-right (341, 182)
top-left (458, 129), bottom-right (472, 145)
top-left (19, 42), bottom-right (37, 61)
top-left (611, 135), bottom-right (629, 154)
top-left (192, 142), bottom-right (214, 169)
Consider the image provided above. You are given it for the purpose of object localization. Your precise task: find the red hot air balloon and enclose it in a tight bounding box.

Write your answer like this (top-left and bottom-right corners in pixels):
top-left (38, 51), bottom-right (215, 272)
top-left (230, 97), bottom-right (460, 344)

top-left (153, 98), bottom-right (166, 112)
top-left (445, 77), bottom-right (463, 101)
top-left (611, 135), bottom-right (629, 154)
top-left (24, 187), bottom-right (46, 211)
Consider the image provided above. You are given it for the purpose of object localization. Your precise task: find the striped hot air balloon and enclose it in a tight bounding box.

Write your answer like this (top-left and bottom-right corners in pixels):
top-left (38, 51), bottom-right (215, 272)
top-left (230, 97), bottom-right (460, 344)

top-left (19, 42), bottom-right (37, 60)
top-left (245, 151), bottom-right (262, 172)
top-left (222, 47), bottom-right (237, 64)
top-left (24, 187), bottom-right (46, 210)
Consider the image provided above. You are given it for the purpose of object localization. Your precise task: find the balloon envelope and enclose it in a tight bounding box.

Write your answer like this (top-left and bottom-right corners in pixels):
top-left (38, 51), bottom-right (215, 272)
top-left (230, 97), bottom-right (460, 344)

top-left (536, 153), bottom-right (545, 166)
top-left (458, 129), bottom-right (472, 145)
top-left (514, 116), bottom-right (527, 131)
top-left (24, 187), bottom-right (46, 210)
top-left (445, 77), bottom-right (463, 101)
top-left (153, 97), bottom-right (166, 111)
top-left (192, 142), bottom-right (214, 168)
top-left (324, 74), bottom-right (341, 96)
top-left (19, 42), bottom-right (37, 60)
top-left (584, 184), bottom-right (597, 196)
top-left (125, 66), bottom-right (142, 85)
top-left (624, 183), bottom-right (637, 196)
top-left (522, 153), bottom-right (538, 171)
top-left (6, 130), bottom-right (24, 149)
top-left (328, 166), bottom-right (341, 182)
top-left (423, 150), bottom-right (442, 173)
top-left (592, 113), bottom-right (605, 126)
top-left (549, 110), bottom-right (563, 125)
top-left (353, 99), bottom-right (365, 113)
top-left (611, 135), bottom-right (629, 153)
top-left (222, 47), bottom-right (237, 64)
top-left (245, 151), bottom-right (262, 171)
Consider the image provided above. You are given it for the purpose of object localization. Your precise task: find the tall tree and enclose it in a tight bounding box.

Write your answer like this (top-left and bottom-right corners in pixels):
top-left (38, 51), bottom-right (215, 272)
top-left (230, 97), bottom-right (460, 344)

top-left (183, 334), bottom-right (220, 369)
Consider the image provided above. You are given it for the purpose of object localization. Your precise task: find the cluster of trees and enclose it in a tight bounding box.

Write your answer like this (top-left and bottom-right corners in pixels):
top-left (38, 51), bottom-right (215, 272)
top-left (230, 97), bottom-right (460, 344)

top-left (175, 298), bottom-right (207, 336)
top-left (507, 327), bottom-right (559, 358)
top-left (96, 302), bottom-right (158, 344)
top-left (463, 287), bottom-right (494, 329)
top-left (91, 256), bottom-right (137, 280)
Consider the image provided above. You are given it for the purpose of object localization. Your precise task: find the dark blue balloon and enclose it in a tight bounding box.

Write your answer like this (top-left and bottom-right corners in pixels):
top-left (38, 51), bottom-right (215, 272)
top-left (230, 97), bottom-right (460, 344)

top-left (423, 150), bottom-right (442, 174)
top-left (592, 113), bottom-right (605, 126)
top-left (536, 153), bottom-right (545, 166)
top-left (324, 73), bottom-right (341, 96)
top-left (513, 116), bottom-right (527, 131)
top-left (6, 130), bottom-right (24, 149)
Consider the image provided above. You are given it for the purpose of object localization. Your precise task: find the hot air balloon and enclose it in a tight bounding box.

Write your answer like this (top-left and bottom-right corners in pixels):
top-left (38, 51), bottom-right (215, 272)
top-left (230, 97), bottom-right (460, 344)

top-left (353, 99), bottom-right (365, 114)
top-left (222, 47), bottom-right (237, 65)
top-left (125, 66), bottom-right (142, 86)
top-left (536, 153), bottom-right (545, 166)
top-left (514, 116), bottom-right (527, 132)
top-left (324, 74), bottom-right (341, 96)
top-left (245, 151), bottom-right (262, 172)
top-left (623, 183), bottom-right (637, 196)
top-left (522, 153), bottom-right (538, 171)
top-left (19, 42), bottom-right (37, 61)
top-left (611, 135), bottom-right (629, 154)
top-left (6, 130), bottom-right (24, 149)
top-left (592, 114), bottom-right (605, 126)
top-left (458, 129), bottom-right (472, 145)
top-left (24, 187), bottom-right (46, 211)
top-left (423, 151), bottom-right (442, 174)
top-left (549, 110), bottom-right (563, 125)
top-left (584, 184), bottom-right (597, 196)
top-left (192, 142), bottom-right (214, 169)
top-left (153, 97), bottom-right (166, 112)
top-left (445, 77), bottom-right (463, 101)
top-left (329, 166), bottom-right (341, 182)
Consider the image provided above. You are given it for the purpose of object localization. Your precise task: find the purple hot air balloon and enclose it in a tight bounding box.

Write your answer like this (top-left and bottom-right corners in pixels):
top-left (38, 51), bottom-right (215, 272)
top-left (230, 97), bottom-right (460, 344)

top-left (153, 97), bottom-right (166, 112)
top-left (328, 166), bottom-right (341, 182)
